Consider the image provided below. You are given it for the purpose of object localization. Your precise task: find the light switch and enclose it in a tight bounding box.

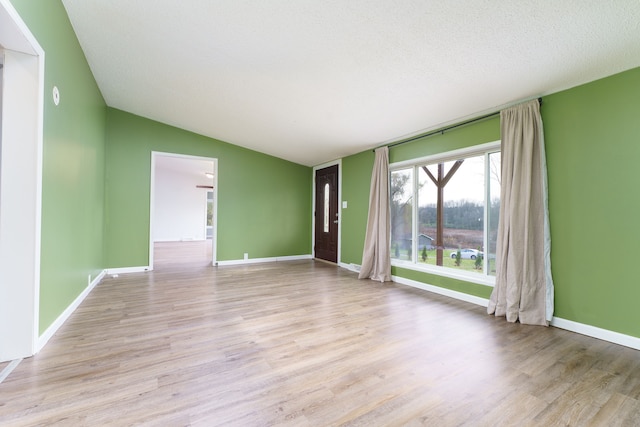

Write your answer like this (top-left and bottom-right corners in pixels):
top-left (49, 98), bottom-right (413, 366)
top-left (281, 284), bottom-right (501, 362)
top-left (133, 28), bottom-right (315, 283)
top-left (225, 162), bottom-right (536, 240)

top-left (342, 201), bottom-right (348, 209)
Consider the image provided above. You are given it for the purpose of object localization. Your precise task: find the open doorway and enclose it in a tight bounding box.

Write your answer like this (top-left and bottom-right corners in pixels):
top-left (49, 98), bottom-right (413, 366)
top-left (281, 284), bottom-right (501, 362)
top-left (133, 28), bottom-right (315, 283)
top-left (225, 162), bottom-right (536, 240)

top-left (0, 0), bottom-right (45, 361)
top-left (150, 152), bottom-right (218, 269)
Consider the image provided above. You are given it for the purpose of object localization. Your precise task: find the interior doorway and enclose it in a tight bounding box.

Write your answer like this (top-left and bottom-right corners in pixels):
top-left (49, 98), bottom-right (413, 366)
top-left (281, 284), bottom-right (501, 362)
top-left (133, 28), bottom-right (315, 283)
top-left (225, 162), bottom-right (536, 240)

top-left (150, 152), bottom-right (218, 269)
top-left (0, 0), bottom-right (45, 361)
top-left (314, 163), bottom-right (339, 263)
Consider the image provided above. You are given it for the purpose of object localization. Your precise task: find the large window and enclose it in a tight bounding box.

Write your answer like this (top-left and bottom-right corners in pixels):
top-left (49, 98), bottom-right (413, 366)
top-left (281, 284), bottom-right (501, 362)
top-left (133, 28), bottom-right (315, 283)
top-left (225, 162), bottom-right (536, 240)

top-left (390, 142), bottom-right (500, 283)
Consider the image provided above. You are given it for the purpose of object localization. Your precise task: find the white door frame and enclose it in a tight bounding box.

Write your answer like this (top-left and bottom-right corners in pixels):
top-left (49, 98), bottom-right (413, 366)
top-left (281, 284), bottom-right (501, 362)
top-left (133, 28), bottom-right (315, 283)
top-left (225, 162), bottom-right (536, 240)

top-left (0, 0), bottom-right (45, 361)
top-left (312, 159), bottom-right (342, 264)
top-left (149, 152), bottom-right (218, 268)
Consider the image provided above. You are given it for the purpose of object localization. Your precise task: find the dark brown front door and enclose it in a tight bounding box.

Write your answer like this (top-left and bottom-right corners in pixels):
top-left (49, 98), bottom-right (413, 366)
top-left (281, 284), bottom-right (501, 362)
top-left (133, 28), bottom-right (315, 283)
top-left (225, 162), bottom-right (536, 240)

top-left (315, 165), bottom-right (339, 263)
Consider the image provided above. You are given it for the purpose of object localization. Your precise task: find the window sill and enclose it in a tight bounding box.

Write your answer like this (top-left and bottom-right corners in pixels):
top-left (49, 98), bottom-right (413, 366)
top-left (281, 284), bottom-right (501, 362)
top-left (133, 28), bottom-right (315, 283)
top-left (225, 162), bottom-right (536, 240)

top-left (391, 259), bottom-right (496, 287)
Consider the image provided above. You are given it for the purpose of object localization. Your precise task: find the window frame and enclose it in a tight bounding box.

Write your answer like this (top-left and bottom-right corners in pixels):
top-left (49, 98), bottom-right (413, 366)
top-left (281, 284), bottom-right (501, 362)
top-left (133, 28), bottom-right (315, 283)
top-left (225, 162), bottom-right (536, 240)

top-left (389, 141), bottom-right (501, 287)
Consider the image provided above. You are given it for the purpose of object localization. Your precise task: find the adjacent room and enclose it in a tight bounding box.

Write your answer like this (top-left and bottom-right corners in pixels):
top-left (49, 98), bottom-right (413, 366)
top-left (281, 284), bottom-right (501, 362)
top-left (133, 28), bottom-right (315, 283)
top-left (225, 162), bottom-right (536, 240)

top-left (1, 0), bottom-right (640, 424)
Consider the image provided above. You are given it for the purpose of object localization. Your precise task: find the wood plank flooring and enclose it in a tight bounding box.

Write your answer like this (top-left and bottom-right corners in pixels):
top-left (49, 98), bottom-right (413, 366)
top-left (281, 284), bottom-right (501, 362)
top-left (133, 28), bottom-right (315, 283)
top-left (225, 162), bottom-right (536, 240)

top-left (1, 250), bottom-right (640, 425)
top-left (153, 240), bottom-right (213, 268)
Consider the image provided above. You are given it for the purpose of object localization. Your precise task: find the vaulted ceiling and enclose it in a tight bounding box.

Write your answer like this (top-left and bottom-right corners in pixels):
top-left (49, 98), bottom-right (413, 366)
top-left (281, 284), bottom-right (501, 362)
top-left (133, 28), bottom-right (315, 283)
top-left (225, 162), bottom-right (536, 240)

top-left (61, 1), bottom-right (640, 166)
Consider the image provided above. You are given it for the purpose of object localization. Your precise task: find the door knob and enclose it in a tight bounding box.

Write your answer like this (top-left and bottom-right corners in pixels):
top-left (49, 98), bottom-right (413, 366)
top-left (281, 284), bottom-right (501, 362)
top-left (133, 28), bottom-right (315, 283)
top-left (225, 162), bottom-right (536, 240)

top-left (333, 220), bottom-right (339, 224)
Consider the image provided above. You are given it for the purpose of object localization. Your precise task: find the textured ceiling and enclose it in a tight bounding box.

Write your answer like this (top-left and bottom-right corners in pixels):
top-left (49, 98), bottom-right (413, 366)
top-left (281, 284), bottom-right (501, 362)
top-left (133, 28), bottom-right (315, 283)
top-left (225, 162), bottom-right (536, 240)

top-left (61, 0), bottom-right (640, 166)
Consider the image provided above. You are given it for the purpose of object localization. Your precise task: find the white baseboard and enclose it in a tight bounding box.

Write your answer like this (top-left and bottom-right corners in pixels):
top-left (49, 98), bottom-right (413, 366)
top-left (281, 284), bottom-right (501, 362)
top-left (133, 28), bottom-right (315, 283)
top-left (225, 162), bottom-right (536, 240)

top-left (37, 269), bottom-right (106, 352)
top-left (339, 262), bottom-right (361, 273)
top-left (0, 359), bottom-right (22, 384)
top-left (217, 254), bottom-right (312, 266)
top-left (551, 317), bottom-right (640, 351)
top-left (105, 266), bottom-right (151, 275)
top-left (392, 274), bottom-right (490, 307)
top-left (388, 271), bottom-right (640, 351)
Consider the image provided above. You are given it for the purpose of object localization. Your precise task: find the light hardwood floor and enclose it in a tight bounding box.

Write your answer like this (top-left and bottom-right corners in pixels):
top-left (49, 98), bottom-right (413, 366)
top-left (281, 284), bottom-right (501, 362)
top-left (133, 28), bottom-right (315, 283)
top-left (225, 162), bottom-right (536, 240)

top-left (153, 240), bottom-right (213, 268)
top-left (1, 247), bottom-right (640, 425)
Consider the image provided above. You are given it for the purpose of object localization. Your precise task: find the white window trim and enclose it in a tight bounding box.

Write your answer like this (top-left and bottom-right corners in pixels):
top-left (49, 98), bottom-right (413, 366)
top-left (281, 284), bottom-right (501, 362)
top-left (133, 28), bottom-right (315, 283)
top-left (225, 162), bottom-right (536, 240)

top-left (390, 140), bottom-right (500, 287)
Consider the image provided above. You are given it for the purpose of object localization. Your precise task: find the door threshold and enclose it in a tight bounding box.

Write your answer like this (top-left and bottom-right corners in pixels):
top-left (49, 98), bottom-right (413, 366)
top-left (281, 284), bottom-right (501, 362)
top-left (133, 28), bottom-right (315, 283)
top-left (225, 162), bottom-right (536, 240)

top-left (313, 258), bottom-right (338, 266)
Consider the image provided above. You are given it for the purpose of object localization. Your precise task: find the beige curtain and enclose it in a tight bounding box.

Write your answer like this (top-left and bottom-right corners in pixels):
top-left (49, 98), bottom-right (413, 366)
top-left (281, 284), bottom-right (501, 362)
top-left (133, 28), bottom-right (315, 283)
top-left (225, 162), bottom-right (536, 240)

top-left (359, 147), bottom-right (392, 282)
top-left (488, 99), bottom-right (554, 325)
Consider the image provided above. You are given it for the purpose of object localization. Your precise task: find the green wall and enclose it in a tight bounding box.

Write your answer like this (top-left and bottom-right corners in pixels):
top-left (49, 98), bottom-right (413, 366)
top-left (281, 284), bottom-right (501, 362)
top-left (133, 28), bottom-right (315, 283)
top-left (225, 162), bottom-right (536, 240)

top-left (388, 116), bottom-right (500, 164)
top-left (10, 0), bottom-right (107, 333)
top-left (341, 150), bottom-right (375, 265)
top-left (342, 67), bottom-right (640, 338)
top-left (543, 67), bottom-right (640, 336)
top-left (104, 108), bottom-right (311, 267)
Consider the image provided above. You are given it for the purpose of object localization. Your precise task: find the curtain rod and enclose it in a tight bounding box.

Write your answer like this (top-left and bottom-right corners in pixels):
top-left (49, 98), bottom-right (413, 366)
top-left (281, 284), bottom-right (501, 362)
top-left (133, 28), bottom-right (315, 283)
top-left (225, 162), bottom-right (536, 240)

top-left (375, 97), bottom-right (542, 152)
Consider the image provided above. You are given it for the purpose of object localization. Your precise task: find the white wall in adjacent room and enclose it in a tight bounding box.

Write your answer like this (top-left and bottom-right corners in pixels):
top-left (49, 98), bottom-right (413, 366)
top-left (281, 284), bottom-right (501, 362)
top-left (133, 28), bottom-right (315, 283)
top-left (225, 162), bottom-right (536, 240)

top-left (153, 164), bottom-right (209, 242)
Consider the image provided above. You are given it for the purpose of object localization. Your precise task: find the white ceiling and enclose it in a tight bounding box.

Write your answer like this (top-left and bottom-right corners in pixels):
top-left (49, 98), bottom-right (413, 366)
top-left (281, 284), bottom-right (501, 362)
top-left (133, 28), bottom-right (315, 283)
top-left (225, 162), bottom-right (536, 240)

top-left (61, 1), bottom-right (640, 167)
top-left (154, 154), bottom-right (214, 185)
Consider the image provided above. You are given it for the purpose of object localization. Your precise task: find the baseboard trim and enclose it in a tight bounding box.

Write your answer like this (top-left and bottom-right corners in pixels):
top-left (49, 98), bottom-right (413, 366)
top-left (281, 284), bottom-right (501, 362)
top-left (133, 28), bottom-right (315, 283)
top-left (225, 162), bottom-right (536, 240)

top-left (105, 266), bottom-right (151, 275)
top-left (338, 262), bottom-right (361, 273)
top-left (551, 317), bottom-right (640, 351)
top-left (388, 271), bottom-right (640, 351)
top-left (37, 269), bottom-right (107, 352)
top-left (392, 274), bottom-right (491, 307)
top-left (217, 254), bottom-right (312, 266)
top-left (0, 359), bottom-right (22, 384)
